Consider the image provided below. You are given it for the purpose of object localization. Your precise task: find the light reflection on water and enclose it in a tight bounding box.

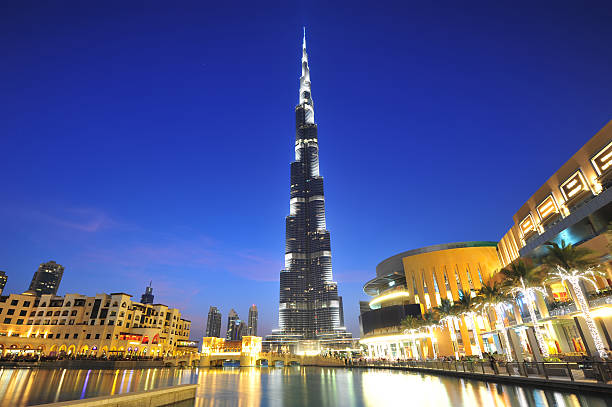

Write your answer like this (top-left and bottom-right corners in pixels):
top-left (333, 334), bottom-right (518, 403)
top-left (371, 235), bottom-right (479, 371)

top-left (0, 367), bottom-right (610, 407)
top-left (192, 367), bottom-right (612, 407)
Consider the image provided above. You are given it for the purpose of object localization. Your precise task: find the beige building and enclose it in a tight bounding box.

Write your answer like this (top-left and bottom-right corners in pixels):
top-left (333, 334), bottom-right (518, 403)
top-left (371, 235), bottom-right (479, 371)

top-left (0, 291), bottom-right (191, 357)
top-left (361, 120), bottom-right (612, 361)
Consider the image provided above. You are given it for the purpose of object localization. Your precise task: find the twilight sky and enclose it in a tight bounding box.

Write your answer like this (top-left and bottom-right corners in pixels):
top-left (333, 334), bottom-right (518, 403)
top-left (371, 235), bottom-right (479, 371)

top-left (1, 1), bottom-right (612, 339)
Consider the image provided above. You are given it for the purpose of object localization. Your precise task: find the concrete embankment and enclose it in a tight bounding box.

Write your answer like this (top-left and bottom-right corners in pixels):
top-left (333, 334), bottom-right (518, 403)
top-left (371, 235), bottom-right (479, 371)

top-left (354, 365), bottom-right (612, 395)
top-left (0, 359), bottom-right (168, 369)
top-left (40, 384), bottom-right (197, 406)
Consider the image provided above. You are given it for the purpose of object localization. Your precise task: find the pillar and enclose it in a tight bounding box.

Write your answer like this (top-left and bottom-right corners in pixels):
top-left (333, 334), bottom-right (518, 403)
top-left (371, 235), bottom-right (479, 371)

top-left (507, 329), bottom-right (524, 362)
top-left (525, 327), bottom-right (544, 362)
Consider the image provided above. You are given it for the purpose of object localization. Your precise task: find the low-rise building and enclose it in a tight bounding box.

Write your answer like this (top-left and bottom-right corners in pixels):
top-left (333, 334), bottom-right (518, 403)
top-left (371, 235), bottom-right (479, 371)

top-left (0, 291), bottom-right (191, 357)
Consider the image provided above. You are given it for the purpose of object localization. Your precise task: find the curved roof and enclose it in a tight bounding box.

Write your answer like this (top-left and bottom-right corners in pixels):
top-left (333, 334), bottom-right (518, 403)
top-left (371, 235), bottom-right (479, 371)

top-left (375, 241), bottom-right (498, 278)
top-left (363, 273), bottom-right (406, 297)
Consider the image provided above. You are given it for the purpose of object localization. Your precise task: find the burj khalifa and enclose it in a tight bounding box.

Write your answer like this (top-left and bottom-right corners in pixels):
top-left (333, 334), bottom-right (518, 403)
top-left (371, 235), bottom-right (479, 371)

top-left (266, 30), bottom-right (352, 350)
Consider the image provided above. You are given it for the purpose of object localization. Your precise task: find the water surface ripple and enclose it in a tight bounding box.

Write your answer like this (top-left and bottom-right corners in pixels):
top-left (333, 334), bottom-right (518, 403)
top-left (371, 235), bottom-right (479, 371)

top-left (0, 366), bottom-right (610, 406)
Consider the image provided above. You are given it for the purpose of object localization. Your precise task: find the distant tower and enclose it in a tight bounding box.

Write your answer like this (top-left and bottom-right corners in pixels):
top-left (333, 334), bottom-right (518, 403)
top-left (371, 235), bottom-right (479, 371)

top-left (0, 271), bottom-right (6, 296)
top-left (247, 304), bottom-right (258, 336)
top-left (238, 320), bottom-right (248, 340)
top-left (28, 261), bottom-right (64, 296)
top-left (226, 309), bottom-right (239, 340)
top-left (140, 281), bottom-right (154, 304)
top-left (338, 296), bottom-right (345, 327)
top-left (205, 306), bottom-right (222, 337)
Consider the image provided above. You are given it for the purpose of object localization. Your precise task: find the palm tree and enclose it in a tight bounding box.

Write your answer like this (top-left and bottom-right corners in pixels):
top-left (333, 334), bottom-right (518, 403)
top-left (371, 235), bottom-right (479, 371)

top-left (476, 280), bottom-right (513, 361)
top-left (456, 289), bottom-right (483, 357)
top-left (435, 298), bottom-right (460, 359)
top-left (401, 315), bottom-right (423, 333)
top-left (421, 309), bottom-right (440, 359)
top-left (543, 241), bottom-right (607, 359)
top-left (401, 315), bottom-right (424, 360)
top-left (501, 260), bottom-right (550, 358)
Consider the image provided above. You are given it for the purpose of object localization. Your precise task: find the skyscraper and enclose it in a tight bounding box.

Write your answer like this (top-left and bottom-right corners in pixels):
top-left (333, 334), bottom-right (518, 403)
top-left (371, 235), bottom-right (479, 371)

top-left (28, 261), bottom-right (64, 296)
top-left (267, 30), bottom-right (351, 349)
top-left (0, 271), bottom-right (6, 296)
top-left (140, 281), bottom-right (154, 304)
top-left (205, 306), bottom-right (222, 338)
top-left (247, 304), bottom-right (258, 336)
top-left (225, 308), bottom-right (239, 340)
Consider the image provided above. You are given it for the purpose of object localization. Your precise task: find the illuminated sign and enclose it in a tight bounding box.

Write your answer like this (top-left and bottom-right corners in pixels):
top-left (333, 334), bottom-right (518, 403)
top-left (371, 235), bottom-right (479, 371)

top-left (591, 140), bottom-right (612, 176)
top-left (560, 170), bottom-right (589, 201)
top-left (536, 195), bottom-right (558, 221)
top-left (519, 214), bottom-right (536, 237)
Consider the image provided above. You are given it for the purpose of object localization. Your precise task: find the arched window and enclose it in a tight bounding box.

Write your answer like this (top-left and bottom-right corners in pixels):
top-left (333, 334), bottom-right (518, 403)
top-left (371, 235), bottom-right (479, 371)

top-left (121, 302), bottom-right (127, 308)
top-left (64, 301), bottom-right (71, 307)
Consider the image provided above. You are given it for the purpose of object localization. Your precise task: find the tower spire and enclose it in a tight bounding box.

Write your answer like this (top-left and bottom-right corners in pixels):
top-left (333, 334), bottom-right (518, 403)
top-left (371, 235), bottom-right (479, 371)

top-left (299, 28), bottom-right (314, 123)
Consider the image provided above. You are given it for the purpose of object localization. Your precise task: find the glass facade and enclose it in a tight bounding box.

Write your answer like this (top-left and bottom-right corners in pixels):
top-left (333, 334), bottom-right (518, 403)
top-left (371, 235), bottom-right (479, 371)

top-left (269, 32), bottom-right (351, 347)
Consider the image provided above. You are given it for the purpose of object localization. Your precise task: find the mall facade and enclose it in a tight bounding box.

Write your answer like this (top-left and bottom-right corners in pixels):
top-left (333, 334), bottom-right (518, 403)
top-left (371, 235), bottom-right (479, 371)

top-left (360, 120), bottom-right (612, 361)
top-left (0, 291), bottom-right (193, 357)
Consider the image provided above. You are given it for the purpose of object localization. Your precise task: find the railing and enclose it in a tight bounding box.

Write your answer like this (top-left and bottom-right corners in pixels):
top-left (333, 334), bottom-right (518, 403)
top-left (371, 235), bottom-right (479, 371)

top-left (588, 294), bottom-right (612, 308)
top-left (548, 303), bottom-right (577, 317)
top-left (352, 359), bottom-right (612, 384)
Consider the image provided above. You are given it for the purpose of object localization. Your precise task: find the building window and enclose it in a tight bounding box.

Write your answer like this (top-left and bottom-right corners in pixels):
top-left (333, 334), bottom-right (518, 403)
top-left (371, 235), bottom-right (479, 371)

top-left (86, 334), bottom-right (91, 339)
top-left (106, 334), bottom-right (111, 339)
top-left (62, 311), bottom-right (68, 316)
top-left (73, 333), bottom-right (78, 339)
top-left (7, 309), bottom-right (14, 315)
top-left (95, 333), bottom-right (100, 339)
top-left (118, 321), bottom-right (122, 326)
top-left (71, 310), bottom-right (77, 316)
top-left (37, 311), bottom-right (44, 316)
top-left (54, 311), bottom-right (60, 316)
top-left (19, 310), bottom-right (27, 317)
top-left (46, 311), bottom-right (52, 316)
top-left (10, 300), bottom-right (18, 306)
top-left (29, 311), bottom-right (36, 317)
top-left (16, 319), bottom-right (23, 325)
top-left (27, 320), bottom-right (33, 324)
top-left (69, 319), bottom-right (74, 325)
top-left (55, 333), bottom-right (60, 338)
top-left (3, 318), bottom-right (10, 324)
top-left (64, 334), bottom-right (69, 339)
top-left (23, 301), bottom-right (30, 307)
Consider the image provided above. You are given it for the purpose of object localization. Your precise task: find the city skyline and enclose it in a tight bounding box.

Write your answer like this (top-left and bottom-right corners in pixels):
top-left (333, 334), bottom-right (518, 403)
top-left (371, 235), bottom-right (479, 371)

top-left (2, 2), bottom-right (612, 338)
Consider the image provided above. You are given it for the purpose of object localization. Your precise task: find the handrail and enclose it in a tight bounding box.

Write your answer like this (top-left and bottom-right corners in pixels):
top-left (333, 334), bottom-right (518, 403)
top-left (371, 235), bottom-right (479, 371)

top-left (348, 359), bottom-right (612, 384)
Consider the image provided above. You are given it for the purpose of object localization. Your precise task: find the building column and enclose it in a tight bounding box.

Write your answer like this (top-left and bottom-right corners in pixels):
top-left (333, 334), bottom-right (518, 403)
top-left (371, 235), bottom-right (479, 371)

top-left (507, 329), bottom-right (525, 362)
top-left (574, 316), bottom-right (604, 361)
top-left (525, 327), bottom-right (544, 362)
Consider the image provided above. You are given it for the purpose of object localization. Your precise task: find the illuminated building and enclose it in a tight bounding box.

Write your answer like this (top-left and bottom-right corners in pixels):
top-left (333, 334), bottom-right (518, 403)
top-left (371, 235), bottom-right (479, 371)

top-left (226, 309), bottom-right (239, 340)
top-left (495, 119), bottom-right (612, 360)
top-left (247, 304), bottom-right (258, 336)
top-left (266, 30), bottom-right (351, 351)
top-left (360, 120), bottom-right (612, 361)
top-left (0, 272), bottom-right (6, 296)
top-left (140, 281), bottom-right (154, 304)
top-left (360, 243), bottom-right (499, 359)
top-left (206, 306), bottom-right (222, 338)
top-left (28, 261), bottom-right (64, 296)
top-left (0, 291), bottom-right (191, 357)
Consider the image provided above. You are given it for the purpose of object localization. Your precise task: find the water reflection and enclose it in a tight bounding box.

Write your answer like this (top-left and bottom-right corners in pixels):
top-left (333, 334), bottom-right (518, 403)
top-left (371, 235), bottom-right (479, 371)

top-left (0, 367), bottom-right (610, 407)
top-left (0, 367), bottom-right (197, 406)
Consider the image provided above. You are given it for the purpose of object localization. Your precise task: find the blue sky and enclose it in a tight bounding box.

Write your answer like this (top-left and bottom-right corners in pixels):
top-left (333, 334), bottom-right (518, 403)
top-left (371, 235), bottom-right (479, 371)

top-left (1, 1), bottom-right (612, 338)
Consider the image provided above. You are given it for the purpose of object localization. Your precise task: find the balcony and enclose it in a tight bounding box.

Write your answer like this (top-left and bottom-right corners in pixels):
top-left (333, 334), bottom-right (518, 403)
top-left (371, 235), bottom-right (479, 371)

top-left (588, 290), bottom-right (612, 308)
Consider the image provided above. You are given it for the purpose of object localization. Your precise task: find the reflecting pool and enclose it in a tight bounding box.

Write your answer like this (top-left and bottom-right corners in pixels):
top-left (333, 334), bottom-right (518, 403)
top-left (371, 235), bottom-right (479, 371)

top-left (0, 367), bottom-right (611, 407)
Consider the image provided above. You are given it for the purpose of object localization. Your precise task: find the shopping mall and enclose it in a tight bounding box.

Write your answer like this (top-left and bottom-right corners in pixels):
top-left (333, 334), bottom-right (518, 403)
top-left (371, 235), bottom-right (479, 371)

top-left (360, 119), bottom-right (612, 361)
